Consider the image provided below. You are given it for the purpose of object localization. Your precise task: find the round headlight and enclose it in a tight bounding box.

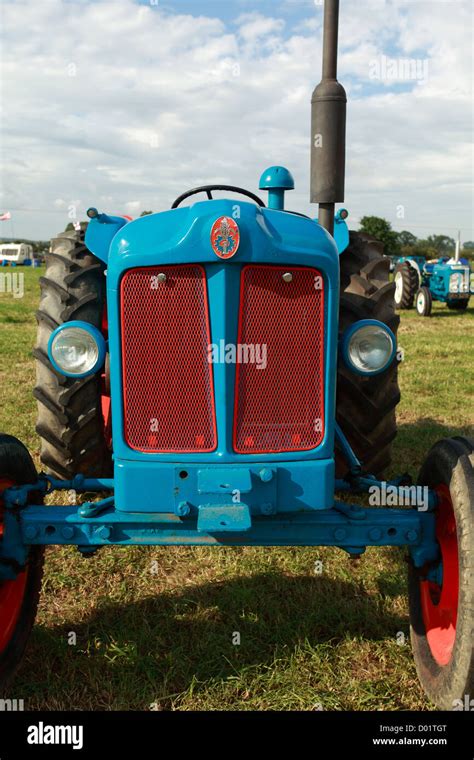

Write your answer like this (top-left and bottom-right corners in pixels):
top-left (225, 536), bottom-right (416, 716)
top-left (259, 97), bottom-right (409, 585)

top-left (342, 320), bottom-right (396, 376)
top-left (48, 322), bottom-right (106, 378)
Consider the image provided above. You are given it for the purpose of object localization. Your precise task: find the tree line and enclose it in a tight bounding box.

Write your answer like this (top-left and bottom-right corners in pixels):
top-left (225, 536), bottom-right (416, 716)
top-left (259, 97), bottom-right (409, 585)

top-left (359, 216), bottom-right (474, 260)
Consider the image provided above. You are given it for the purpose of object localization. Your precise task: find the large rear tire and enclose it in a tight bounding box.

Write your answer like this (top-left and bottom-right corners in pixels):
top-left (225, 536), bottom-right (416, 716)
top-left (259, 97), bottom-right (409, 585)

top-left (394, 261), bottom-right (418, 309)
top-left (34, 227), bottom-right (112, 479)
top-left (336, 232), bottom-right (400, 477)
top-left (0, 434), bottom-right (44, 692)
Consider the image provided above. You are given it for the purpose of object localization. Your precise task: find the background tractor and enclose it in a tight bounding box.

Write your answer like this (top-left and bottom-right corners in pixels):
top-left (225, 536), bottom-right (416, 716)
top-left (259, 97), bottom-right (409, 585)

top-left (0, 0), bottom-right (472, 711)
top-left (394, 239), bottom-right (473, 316)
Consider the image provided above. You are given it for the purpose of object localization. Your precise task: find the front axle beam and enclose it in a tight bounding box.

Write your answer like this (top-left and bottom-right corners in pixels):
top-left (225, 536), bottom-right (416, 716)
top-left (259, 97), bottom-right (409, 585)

top-left (15, 503), bottom-right (437, 561)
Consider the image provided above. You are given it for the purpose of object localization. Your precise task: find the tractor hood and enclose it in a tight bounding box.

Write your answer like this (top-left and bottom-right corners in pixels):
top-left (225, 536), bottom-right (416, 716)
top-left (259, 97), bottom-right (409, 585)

top-left (85, 200), bottom-right (340, 275)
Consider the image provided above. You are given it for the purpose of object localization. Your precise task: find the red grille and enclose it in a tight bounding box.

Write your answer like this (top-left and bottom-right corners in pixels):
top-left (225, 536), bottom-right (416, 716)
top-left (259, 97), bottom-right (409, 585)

top-left (233, 265), bottom-right (325, 454)
top-left (121, 265), bottom-right (217, 452)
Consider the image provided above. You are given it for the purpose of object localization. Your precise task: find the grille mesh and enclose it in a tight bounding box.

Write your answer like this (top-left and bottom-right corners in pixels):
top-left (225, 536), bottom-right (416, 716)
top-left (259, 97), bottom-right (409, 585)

top-left (121, 265), bottom-right (216, 452)
top-left (233, 265), bottom-right (325, 453)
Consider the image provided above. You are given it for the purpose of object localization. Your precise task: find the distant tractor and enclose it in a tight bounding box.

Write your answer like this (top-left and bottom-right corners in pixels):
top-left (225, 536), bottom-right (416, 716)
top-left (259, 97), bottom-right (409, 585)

top-left (0, 242), bottom-right (34, 266)
top-left (0, 0), bottom-right (472, 711)
top-left (394, 240), bottom-right (472, 316)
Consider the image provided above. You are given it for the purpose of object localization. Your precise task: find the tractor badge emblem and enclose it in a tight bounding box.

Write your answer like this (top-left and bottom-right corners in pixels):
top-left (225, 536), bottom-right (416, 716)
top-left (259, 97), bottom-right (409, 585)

top-left (211, 216), bottom-right (240, 259)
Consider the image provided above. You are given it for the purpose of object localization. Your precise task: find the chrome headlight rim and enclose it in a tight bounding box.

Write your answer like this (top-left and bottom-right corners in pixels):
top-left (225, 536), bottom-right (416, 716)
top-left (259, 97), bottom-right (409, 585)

top-left (449, 274), bottom-right (460, 293)
top-left (341, 319), bottom-right (397, 377)
top-left (48, 321), bottom-right (106, 378)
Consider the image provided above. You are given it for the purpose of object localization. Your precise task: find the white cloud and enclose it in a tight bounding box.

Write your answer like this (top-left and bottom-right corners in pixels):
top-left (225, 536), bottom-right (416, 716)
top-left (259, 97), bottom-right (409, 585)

top-left (236, 12), bottom-right (286, 51)
top-left (0, 0), bottom-right (472, 241)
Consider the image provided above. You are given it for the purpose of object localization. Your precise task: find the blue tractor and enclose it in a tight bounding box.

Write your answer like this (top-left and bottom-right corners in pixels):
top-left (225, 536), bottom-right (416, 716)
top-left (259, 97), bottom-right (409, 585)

top-left (394, 249), bottom-right (472, 316)
top-left (0, 0), bottom-right (472, 709)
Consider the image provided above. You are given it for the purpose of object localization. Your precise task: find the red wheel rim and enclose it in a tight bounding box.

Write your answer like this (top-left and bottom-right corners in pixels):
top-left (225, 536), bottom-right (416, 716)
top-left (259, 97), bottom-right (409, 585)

top-left (0, 478), bottom-right (28, 653)
top-left (101, 395), bottom-right (112, 449)
top-left (419, 484), bottom-right (459, 666)
top-left (101, 305), bottom-right (112, 449)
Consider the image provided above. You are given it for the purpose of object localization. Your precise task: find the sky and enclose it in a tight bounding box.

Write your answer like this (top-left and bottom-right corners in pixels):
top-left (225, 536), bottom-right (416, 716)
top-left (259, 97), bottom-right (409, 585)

top-left (0, 0), bottom-right (472, 242)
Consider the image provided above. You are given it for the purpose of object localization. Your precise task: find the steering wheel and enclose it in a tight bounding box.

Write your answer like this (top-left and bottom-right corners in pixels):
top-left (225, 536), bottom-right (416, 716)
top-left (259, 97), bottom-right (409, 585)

top-left (171, 185), bottom-right (265, 209)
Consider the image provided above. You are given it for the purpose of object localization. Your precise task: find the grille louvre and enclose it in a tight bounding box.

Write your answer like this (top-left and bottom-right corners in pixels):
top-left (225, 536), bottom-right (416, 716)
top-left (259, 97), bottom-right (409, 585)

top-left (233, 264), bottom-right (325, 454)
top-left (121, 265), bottom-right (217, 453)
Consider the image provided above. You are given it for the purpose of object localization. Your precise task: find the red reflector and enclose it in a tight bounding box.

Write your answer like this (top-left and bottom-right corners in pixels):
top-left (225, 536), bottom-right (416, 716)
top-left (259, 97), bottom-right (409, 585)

top-left (233, 265), bottom-right (325, 454)
top-left (121, 265), bottom-right (217, 452)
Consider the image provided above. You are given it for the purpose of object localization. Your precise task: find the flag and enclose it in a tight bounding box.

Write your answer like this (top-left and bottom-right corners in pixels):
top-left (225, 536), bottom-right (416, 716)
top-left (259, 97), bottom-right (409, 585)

top-left (0, 212), bottom-right (11, 221)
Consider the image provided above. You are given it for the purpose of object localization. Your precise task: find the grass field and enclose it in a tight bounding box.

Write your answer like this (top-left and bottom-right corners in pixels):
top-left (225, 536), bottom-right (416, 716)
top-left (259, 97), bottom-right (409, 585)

top-left (0, 266), bottom-right (473, 711)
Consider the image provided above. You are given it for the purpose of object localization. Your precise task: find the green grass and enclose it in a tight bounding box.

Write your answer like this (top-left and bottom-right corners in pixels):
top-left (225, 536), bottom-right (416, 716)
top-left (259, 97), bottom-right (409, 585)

top-left (0, 267), bottom-right (473, 711)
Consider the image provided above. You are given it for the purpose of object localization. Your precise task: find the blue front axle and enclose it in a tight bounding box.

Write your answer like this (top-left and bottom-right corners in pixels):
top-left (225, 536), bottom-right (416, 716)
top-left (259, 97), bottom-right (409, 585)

top-left (0, 473), bottom-right (439, 581)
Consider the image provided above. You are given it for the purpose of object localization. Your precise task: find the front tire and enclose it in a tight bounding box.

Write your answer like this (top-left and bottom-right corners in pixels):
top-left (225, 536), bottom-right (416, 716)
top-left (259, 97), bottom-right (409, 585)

top-left (34, 227), bottom-right (112, 479)
top-left (409, 437), bottom-right (474, 710)
top-left (0, 434), bottom-right (44, 692)
top-left (336, 232), bottom-right (400, 476)
top-left (415, 286), bottom-right (432, 317)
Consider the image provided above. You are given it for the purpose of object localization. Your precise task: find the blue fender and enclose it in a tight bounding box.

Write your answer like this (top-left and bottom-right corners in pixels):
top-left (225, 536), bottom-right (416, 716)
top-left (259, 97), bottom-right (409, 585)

top-left (315, 208), bottom-right (350, 254)
top-left (333, 213), bottom-right (350, 254)
top-left (84, 208), bottom-right (131, 264)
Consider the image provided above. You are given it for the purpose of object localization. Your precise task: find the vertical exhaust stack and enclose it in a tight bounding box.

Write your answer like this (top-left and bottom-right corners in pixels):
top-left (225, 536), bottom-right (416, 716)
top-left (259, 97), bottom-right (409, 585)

top-left (310, 0), bottom-right (347, 235)
top-left (454, 230), bottom-right (461, 263)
